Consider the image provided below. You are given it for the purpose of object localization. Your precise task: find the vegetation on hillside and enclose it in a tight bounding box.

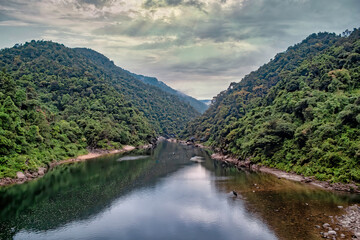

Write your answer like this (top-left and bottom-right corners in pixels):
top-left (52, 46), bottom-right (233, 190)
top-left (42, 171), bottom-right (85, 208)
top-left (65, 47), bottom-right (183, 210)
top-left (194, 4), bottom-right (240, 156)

top-left (74, 47), bottom-right (199, 133)
top-left (128, 71), bottom-right (209, 113)
top-left (183, 29), bottom-right (360, 183)
top-left (0, 41), bottom-right (198, 178)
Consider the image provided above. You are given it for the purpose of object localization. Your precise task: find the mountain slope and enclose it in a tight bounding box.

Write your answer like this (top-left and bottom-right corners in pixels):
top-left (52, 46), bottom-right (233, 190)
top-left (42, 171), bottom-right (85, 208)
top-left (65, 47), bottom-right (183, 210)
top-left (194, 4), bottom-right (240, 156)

top-left (127, 72), bottom-right (209, 113)
top-left (73, 47), bottom-right (199, 134)
top-left (0, 41), bottom-right (198, 178)
top-left (183, 29), bottom-right (360, 182)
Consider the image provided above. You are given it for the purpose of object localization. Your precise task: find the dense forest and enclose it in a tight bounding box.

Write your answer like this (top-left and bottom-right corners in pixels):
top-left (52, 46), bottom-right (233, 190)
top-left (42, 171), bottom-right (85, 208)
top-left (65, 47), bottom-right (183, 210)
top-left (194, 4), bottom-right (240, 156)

top-left (127, 72), bottom-right (209, 113)
top-left (0, 41), bottom-right (199, 178)
top-left (183, 29), bottom-right (360, 183)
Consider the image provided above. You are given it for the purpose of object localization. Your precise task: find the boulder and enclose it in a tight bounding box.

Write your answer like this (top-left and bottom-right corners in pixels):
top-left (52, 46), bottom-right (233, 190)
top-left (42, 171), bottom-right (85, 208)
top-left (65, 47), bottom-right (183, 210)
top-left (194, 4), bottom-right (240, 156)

top-left (25, 172), bottom-right (32, 178)
top-left (38, 167), bottom-right (46, 176)
top-left (16, 171), bottom-right (26, 179)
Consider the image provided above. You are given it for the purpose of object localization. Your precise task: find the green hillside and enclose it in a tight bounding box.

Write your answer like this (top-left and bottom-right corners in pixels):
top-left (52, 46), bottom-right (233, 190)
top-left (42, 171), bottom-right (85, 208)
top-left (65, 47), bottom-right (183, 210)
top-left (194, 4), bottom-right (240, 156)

top-left (0, 41), bottom-right (198, 178)
top-left (183, 29), bottom-right (360, 183)
top-left (127, 72), bottom-right (209, 113)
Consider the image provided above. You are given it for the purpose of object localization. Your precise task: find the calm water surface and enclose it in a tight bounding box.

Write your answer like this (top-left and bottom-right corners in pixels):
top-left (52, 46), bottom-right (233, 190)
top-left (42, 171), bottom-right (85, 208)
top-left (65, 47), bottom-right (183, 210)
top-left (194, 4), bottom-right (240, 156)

top-left (1, 141), bottom-right (359, 240)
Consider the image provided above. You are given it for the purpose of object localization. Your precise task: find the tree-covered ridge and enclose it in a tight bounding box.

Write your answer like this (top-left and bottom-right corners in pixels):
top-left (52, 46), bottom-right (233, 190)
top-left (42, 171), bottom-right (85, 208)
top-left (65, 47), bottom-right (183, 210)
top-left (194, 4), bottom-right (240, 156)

top-left (74, 47), bottom-right (199, 134)
top-left (183, 29), bottom-right (360, 182)
top-left (127, 71), bottom-right (208, 113)
top-left (183, 32), bottom-right (341, 143)
top-left (0, 41), bottom-right (197, 178)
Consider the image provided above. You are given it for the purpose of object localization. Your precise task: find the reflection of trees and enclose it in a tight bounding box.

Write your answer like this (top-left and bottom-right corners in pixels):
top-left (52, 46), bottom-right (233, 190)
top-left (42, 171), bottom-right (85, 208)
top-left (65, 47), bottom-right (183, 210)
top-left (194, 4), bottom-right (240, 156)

top-left (0, 142), bottom-right (211, 239)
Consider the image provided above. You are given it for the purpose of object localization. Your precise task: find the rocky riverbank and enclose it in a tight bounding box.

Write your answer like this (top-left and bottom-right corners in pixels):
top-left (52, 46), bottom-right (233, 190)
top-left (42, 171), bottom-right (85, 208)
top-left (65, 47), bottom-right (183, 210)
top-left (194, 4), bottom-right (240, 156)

top-left (0, 145), bottom-right (137, 187)
top-left (171, 138), bottom-right (359, 193)
top-left (171, 138), bottom-right (360, 238)
top-left (209, 152), bottom-right (360, 194)
top-left (318, 205), bottom-right (360, 239)
top-left (336, 205), bottom-right (360, 239)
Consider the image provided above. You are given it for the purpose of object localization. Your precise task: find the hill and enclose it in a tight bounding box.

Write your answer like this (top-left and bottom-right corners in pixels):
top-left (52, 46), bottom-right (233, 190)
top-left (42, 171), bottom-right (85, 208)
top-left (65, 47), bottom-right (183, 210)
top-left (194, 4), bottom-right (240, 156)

top-left (183, 29), bottom-right (360, 183)
top-left (127, 72), bottom-right (209, 113)
top-left (0, 41), bottom-right (199, 178)
top-left (74, 47), bottom-right (199, 134)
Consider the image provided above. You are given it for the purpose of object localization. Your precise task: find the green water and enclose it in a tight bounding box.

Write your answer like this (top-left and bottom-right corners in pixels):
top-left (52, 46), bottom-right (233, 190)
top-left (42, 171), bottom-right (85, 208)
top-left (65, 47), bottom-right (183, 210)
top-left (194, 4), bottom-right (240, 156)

top-left (0, 141), bottom-right (359, 240)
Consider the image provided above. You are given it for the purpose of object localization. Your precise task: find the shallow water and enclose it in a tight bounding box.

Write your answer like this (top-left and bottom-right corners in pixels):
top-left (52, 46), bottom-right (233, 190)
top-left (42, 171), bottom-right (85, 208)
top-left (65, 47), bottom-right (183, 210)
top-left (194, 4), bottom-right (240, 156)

top-left (0, 141), bottom-right (359, 240)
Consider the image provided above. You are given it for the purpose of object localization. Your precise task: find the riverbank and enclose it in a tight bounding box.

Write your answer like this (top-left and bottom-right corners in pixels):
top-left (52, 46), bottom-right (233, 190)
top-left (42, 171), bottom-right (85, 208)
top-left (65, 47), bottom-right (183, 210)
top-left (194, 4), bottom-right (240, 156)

top-left (171, 137), bottom-right (360, 193)
top-left (0, 145), bottom-right (137, 187)
top-left (209, 152), bottom-right (360, 194)
top-left (171, 139), bottom-right (360, 238)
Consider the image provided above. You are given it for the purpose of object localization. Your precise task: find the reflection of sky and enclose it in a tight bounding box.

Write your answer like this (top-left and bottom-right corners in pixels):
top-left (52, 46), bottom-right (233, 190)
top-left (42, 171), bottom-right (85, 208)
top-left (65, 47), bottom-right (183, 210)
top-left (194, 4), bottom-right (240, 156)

top-left (16, 164), bottom-right (277, 240)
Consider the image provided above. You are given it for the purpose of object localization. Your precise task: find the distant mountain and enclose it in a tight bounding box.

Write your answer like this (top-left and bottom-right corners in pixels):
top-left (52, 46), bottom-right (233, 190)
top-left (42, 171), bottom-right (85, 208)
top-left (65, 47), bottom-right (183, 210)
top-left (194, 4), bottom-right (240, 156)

top-left (128, 72), bottom-right (209, 113)
top-left (183, 29), bottom-right (360, 183)
top-left (199, 99), bottom-right (212, 106)
top-left (0, 40), bottom-right (199, 178)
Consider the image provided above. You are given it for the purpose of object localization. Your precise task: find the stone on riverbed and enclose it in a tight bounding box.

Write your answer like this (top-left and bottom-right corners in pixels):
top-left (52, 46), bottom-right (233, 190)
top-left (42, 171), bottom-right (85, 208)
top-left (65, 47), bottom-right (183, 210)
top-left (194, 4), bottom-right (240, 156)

top-left (323, 223), bottom-right (330, 228)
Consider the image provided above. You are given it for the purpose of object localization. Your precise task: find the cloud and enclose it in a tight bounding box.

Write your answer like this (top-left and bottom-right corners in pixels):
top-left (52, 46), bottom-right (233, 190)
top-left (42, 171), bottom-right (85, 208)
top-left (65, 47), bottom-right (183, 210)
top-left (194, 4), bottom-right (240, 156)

top-left (143, 0), bottom-right (205, 9)
top-left (0, 0), bottom-right (359, 99)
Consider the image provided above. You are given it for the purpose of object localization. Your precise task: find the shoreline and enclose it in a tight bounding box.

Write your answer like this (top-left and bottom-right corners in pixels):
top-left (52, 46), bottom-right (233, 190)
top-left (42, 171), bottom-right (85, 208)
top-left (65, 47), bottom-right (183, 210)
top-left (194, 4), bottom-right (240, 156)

top-left (171, 138), bottom-right (360, 238)
top-left (209, 152), bottom-right (360, 194)
top-left (0, 145), bottom-right (138, 187)
top-left (169, 138), bottom-right (360, 194)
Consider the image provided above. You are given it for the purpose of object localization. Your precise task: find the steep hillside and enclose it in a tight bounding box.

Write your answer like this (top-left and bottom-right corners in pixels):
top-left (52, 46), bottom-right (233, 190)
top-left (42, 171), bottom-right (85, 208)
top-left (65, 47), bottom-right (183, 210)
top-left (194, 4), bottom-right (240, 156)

top-left (74, 47), bottom-right (199, 134)
top-left (0, 41), bottom-right (198, 178)
top-left (183, 29), bottom-right (360, 182)
top-left (128, 72), bottom-right (209, 113)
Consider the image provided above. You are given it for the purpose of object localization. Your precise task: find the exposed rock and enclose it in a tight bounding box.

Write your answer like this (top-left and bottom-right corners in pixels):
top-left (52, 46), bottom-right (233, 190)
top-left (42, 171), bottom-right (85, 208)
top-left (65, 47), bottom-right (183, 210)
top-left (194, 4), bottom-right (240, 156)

top-left (38, 167), bottom-right (46, 176)
top-left (303, 177), bottom-right (313, 183)
top-left (328, 230), bottom-right (337, 236)
top-left (336, 204), bottom-right (360, 238)
top-left (16, 172), bottom-right (26, 179)
top-left (323, 223), bottom-right (330, 228)
top-left (25, 172), bottom-right (32, 178)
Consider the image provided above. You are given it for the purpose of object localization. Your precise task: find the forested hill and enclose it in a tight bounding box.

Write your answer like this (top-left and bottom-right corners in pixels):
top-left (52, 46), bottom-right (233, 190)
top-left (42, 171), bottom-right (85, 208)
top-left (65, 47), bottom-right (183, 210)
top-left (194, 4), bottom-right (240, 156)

top-left (126, 72), bottom-right (209, 113)
top-left (73, 49), bottom-right (208, 113)
top-left (183, 29), bottom-right (360, 183)
top-left (73, 47), bottom-right (199, 133)
top-left (0, 41), bottom-right (198, 178)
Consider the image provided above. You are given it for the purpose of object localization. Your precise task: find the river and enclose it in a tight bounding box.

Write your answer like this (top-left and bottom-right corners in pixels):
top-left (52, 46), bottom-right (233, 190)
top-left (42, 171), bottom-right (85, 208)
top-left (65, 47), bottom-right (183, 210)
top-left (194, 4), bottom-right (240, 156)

top-left (0, 141), bottom-right (359, 240)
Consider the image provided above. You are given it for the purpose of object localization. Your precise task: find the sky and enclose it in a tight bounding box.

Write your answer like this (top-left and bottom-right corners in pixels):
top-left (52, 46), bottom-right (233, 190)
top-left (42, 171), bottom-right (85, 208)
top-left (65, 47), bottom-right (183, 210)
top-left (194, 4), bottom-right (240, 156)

top-left (0, 0), bottom-right (359, 99)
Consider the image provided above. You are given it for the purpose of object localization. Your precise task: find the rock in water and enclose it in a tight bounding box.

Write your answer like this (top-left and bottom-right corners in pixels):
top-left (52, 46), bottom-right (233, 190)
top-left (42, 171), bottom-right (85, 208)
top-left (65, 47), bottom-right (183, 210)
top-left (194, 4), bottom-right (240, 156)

top-left (232, 191), bottom-right (238, 197)
top-left (190, 156), bottom-right (205, 163)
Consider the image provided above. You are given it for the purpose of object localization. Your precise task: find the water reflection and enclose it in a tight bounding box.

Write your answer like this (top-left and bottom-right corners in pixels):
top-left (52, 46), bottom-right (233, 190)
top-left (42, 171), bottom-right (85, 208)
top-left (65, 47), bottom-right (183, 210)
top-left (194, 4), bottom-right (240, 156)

top-left (15, 164), bottom-right (277, 240)
top-left (0, 141), bottom-right (359, 240)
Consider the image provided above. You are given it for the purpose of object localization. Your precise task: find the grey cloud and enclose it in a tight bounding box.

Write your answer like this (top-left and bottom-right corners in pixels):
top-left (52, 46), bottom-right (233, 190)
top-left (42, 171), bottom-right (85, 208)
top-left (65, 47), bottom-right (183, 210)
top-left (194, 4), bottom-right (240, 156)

top-left (143, 0), bottom-right (205, 9)
top-left (0, 0), bottom-right (359, 99)
top-left (76, 0), bottom-right (116, 8)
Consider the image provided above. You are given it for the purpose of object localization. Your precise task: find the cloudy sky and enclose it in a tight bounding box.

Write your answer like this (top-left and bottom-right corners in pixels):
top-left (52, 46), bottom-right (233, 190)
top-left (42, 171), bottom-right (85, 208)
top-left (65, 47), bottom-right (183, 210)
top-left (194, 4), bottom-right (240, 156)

top-left (0, 0), bottom-right (359, 99)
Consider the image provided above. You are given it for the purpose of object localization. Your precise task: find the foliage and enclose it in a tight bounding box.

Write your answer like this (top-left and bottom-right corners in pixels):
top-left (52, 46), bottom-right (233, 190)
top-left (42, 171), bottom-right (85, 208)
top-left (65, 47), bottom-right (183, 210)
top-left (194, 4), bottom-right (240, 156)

top-left (0, 41), bottom-right (198, 177)
top-left (183, 28), bottom-right (360, 183)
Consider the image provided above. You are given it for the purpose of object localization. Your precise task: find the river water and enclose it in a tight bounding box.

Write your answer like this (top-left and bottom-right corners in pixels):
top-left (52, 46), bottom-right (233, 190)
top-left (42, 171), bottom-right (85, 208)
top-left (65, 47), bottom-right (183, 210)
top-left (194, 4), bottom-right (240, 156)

top-left (0, 141), bottom-right (359, 240)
